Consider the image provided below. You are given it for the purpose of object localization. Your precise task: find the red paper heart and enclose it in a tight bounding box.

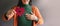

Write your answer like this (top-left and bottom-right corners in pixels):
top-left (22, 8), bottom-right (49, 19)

top-left (15, 7), bottom-right (25, 16)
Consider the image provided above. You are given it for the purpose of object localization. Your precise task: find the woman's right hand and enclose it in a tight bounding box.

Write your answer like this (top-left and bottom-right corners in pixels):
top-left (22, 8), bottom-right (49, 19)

top-left (6, 9), bottom-right (16, 18)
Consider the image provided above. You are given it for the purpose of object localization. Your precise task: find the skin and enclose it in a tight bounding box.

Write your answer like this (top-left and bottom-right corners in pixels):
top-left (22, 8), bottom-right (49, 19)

top-left (22, 0), bottom-right (30, 4)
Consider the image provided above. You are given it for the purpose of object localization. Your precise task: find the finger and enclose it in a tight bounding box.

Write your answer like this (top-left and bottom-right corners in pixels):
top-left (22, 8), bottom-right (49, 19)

top-left (26, 14), bottom-right (30, 17)
top-left (25, 14), bottom-right (28, 16)
top-left (26, 14), bottom-right (31, 17)
top-left (25, 13), bottom-right (30, 16)
top-left (13, 10), bottom-right (16, 14)
top-left (30, 12), bottom-right (33, 15)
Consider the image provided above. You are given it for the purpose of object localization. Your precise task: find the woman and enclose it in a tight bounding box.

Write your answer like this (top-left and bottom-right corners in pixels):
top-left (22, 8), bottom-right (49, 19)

top-left (2, 0), bottom-right (44, 26)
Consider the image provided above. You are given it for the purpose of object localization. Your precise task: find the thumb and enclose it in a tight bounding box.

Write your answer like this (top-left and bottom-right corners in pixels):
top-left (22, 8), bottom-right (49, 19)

top-left (30, 12), bottom-right (33, 15)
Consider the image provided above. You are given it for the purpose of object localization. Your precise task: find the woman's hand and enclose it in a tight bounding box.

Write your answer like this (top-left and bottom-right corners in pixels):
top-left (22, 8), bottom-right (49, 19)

top-left (6, 9), bottom-right (16, 18)
top-left (26, 12), bottom-right (38, 21)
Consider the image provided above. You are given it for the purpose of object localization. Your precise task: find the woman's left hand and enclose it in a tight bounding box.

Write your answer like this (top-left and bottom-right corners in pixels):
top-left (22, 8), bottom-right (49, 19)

top-left (26, 12), bottom-right (38, 20)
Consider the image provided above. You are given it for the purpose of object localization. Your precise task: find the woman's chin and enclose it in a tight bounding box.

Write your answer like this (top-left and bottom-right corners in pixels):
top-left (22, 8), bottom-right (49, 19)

top-left (23, 2), bottom-right (29, 4)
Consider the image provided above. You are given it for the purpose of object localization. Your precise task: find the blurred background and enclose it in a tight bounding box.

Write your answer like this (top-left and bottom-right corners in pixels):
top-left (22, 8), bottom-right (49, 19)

top-left (0, 0), bottom-right (60, 26)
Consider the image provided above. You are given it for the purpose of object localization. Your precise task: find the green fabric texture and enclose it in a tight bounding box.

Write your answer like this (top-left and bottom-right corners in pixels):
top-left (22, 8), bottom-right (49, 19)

top-left (18, 4), bottom-right (33, 26)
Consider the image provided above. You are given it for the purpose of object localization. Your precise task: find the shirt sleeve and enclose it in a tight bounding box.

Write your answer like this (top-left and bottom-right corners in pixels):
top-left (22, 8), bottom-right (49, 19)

top-left (32, 5), bottom-right (44, 25)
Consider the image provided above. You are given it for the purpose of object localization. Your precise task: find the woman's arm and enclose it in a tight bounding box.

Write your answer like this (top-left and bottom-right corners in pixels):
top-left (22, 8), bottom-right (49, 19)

top-left (2, 7), bottom-right (16, 21)
top-left (32, 5), bottom-right (44, 25)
